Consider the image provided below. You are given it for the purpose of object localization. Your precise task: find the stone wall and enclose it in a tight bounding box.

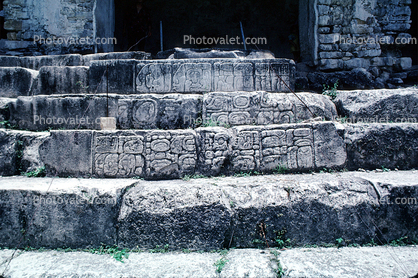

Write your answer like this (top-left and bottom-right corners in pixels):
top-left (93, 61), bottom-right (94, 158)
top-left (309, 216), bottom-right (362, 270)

top-left (317, 0), bottom-right (413, 71)
top-left (2, 0), bottom-right (95, 55)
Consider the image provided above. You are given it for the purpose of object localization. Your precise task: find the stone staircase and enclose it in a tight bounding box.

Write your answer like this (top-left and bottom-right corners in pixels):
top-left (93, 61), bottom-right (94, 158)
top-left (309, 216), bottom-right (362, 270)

top-left (0, 51), bottom-right (417, 254)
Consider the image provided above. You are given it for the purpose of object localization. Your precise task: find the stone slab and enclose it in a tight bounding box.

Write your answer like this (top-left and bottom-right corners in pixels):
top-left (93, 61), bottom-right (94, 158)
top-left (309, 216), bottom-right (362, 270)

top-left (0, 171), bottom-right (417, 250)
top-left (203, 92), bottom-right (337, 126)
top-left (0, 249), bottom-right (277, 278)
top-left (89, 58), bottom-right (295, 94)
top-left (37, 66), bottom-right (89, 95)
top-left (9, 95), bottom-right (118, 131)
top-left (334, 88), bottom-right (418, 123)
top-left (0, 67), bottom-right (38, 98)
top-left (0, 247), bottom-right (417, 278)
top-left (39, 130), bottom-right (93, 177)
top-left (82, 51), bottom-right (151, 66)
top-left (7, 92), bottom-right (336, 131)
top-left (344, 123), bottom-right (418, 170)
top-left (280, 246), bottom-right (418, 278)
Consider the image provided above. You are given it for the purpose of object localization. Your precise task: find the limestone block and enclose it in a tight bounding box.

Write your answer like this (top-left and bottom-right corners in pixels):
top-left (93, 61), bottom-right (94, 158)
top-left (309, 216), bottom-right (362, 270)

top-left (20, 54), bottom-right (83, 70)
top-left (134, 59), bottom-right (295, 93)
top-left (89, 60), bottom-right (137, 94)
top-left (202, 92), bottom-right (337, 127)
top-left (37, 66), bottom-right (89, 95)
top-left (0, 129), bottom-right (18, 176)
top-left (117, 180), bottom-right (231, 250)
top-left (334, 88), bottom-right (418, 122)
top-left (82, 51), bottom-right (151, 66)
top-left (39, 130), bottom-right (93, 177)
top-left (9, 95), bottom-right (118, 131)
top-left (117, 94), bottom-right (202, 130)
top-left (0, 67), bottom-right (38, 97)
top-left (344, 123), bottom-right (418, 170)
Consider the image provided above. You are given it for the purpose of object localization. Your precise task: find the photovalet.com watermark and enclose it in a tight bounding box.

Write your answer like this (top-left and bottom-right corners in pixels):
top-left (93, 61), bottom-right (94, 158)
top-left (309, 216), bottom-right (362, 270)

top-left (183, 35), bottom-right (267, 46)
top-left (339, 35), bottom-right (417, 45)
top-left (33, 35), bottom-right (117, 46)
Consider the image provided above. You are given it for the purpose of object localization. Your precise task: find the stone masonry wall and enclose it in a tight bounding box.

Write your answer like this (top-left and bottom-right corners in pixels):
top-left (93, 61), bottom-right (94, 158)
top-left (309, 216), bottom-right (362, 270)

top-left (317, 0), bottom-right (413, 71)
top-left (2, 0), bottom-right (95, 55)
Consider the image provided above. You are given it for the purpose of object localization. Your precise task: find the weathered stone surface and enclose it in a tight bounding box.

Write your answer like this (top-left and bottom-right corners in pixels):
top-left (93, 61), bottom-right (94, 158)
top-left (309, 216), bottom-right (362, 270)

top-left (0, 249), bottom-right (279, 278)
top-left (344, 123), bottom-right (418, 170)
top-left (280, 246), bottom-right (418, 278)
top-left (0, 177), bottom-right (131, 249)
top-left (157, 47), bottom-right (276, 59)
top-left (0, 129), bottom-right (49, 176)
top-left (37, 66), bottom-right (89, 95)
top-left (202, 92), bottom-right (337, 126)
top-left (89, 60), bottom-right (137, 94)
top-left (9, 95), bottom-right (117, 131)
top-left (334, 88), bottom-right (418, 123)
top-left (136, 59), bottom-right (295, 93)
top-left (39, 130), bottom-right (93, 177)
top-left (82, 51), bottom-right (151, 66)
top-left (118, 180), bottom-right (231, 250)
top-left (118, 94), bottom-right (202, 130)
top-left (0, 171), bottom-right (417, 250)
top-left (19, 54), bottom-right (83, 70)
top-left (0, 67), bottom-right (38, 97)
top-left (0, 130), bottom-right (18, 176)
top-left (0, 98), bottom-right (14, 124)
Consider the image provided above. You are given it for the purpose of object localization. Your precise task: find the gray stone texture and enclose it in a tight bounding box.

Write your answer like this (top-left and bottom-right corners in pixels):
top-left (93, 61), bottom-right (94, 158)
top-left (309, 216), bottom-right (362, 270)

top-left (37, 66), bottom-right (89, 95)
top-left (0, 171), bottom-right (417, 250)
top-left (203, 92), bottom-right (337, 126)
top-left (345, 123), bottom-right (418, 170)
top-left (7, 92), bottom-right (335, 131)
top-left (9, 95), bottom-right (118, 131)
top-left (156, 47), bottom-right (276, 59)
top-left (0, 177), bottom-right (132, 249)
top-left (39, 130), bottom-right (93, 177)
top-left (334, 88), bottom-right (418, 123)
top-left (317, 0), bottom-right (413, 72)
top-left (0, 67), bottom-right (38, 97)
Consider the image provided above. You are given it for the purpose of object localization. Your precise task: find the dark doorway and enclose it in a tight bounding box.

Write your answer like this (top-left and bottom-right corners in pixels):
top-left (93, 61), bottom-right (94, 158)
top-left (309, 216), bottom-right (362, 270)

top-left (114, 0), bottom-right (299, 58)
top-left (403, 0), bottom-right (418, 65)
top-left (0, 1), bottom-right (7, 40)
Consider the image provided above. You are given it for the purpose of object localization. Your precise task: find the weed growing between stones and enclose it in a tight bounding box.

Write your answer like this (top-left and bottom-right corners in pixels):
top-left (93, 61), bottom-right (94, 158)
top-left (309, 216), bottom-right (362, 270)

top-left (322, 80), bottom-right (339, 100)
top-left (214, 249), bottom-right (229, 273)
top-left (270, 249), bottom-right (285, 278)
top-left (24, 166), bottom-right (46, 177)
top-left (149, 244), bottom-right (170, 253)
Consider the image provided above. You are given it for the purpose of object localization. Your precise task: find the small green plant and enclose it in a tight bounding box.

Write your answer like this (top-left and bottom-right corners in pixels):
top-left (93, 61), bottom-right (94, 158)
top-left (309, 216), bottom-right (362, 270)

top-left (322, 80), bottom-right (339, 100)
top-left (275, 229), bottom-right (291, 249)
top-left (182, 249), bottom-right (191, 253)
top-left (336, 238), bottom-right (344, 248)
top-left (381, 166), bottom-right (390, 172)
top-left (390, 236), bottom-right (408, 247)
top-left (275, 164), bottom-right (288, 174)
top-left (149, 244), bottom-right (169, 253)
top-left (24, 166), bottom-right (46, 177)
top-left (270, 249), bottom-right (285, 278)
top-left (214, 251), bottom-right (229, 273)
top-left (87, 244), bottom-right (129, 262)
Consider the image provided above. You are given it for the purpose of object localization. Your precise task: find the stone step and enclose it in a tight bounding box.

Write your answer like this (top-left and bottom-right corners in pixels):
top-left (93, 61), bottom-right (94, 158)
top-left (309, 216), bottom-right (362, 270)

top-left (2, 122), bottom-right (418, 178)
top-left (1, 246), bottom-right (417, 277)
top-left (1, 121), bottom-right (346, 178)
top-left (0, 52), bottom-right (151, 70)
top-left (0, 172), bottom-right (417, 252)
top-left (0, 57), bottom-right (295, 97)
top-left (5, 92), bottom-right (336, 131)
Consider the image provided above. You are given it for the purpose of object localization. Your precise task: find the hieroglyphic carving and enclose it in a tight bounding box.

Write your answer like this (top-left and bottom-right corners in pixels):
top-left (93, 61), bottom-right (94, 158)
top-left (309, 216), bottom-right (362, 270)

top-left (231, 130), bottom-right (260, 171)
top-left (137, 63), bottom-right (172, 92)
top-left (173, 63), bottom-right (212, 92)
top-left (145, 131), bottom-right (196, 177)
top-left (234, 63), bottom-right (254, 91)
top-left (214, 63), bottom-right (234, 91)
top-left (203, 92), bottom-right (296, 126)
top-left (260, 126), bottom-right (313, 171)
top-left (132, 99), bottom-right (158, 128)
top-left (255, 62), bottom-right (291, 92)
top-left (94, 133), bottom-right (145, 177)
top-left (198, 129), bottom-right (230, 174)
